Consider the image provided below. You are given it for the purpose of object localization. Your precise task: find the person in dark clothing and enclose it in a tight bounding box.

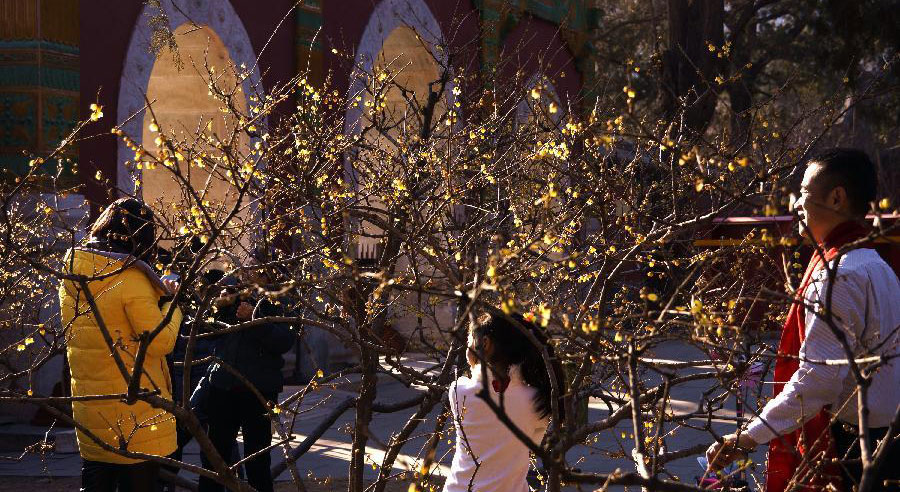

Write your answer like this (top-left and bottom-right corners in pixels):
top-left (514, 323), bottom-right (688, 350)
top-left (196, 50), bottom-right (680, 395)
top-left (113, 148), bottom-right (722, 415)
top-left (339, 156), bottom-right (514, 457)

top-left (171, 270), bottom-right (232, 408)
top-left (81, 461), bottom-right (160, 492)
top-left (197, 257), bottom-right (294, 492)
top-left (164, 269), bottom-right (238, 489)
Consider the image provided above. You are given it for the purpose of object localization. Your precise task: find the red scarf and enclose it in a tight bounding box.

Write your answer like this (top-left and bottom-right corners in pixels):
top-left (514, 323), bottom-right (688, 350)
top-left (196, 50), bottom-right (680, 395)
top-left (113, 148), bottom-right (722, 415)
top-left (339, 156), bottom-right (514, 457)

top-left (766, 220), bottom-right (869, 492)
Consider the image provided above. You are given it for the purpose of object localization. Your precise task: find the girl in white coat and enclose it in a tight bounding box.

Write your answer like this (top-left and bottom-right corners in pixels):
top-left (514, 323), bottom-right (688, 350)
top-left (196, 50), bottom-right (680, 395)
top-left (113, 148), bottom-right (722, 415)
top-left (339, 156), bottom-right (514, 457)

top-left (443, 312), bottom-right (564, 492)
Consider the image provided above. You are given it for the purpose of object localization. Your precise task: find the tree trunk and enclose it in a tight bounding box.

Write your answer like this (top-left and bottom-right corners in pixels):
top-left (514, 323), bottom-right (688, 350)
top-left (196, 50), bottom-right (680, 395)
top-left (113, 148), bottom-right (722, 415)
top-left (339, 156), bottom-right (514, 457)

top-left (348, 345), bottom-right (377, 492)
top-left (727, 77), bottom-right (753, 150)
top-left (662, 0), bottom-right (725, 134)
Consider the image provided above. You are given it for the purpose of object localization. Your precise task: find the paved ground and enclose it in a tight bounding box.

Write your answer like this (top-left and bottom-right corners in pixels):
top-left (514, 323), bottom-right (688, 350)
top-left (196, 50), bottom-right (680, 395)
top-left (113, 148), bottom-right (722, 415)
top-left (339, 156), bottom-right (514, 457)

top-left (0, 476), bottom-right (415, 492)
top-left (0, 340), bottom-right (767, 491)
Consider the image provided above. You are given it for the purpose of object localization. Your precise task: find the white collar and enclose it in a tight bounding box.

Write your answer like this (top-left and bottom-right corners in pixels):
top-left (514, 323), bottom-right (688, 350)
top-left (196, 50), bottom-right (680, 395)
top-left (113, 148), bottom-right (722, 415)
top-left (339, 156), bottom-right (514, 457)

top-left (470, 363), bottom-right (525, 386)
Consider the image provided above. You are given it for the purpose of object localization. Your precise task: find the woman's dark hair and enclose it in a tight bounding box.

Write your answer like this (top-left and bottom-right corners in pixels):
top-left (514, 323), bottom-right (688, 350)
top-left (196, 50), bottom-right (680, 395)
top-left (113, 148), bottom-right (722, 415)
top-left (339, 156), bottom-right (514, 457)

top-left (89, 198), bottom-right (157, 262)
top-left (472, 311), bottom-right (565, 420)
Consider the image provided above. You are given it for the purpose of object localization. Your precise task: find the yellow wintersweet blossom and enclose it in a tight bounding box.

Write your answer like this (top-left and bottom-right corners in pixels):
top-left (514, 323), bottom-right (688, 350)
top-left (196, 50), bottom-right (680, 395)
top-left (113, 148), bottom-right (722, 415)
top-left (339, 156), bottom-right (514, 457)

top-left (89, 103), bottom-right (103, 121)
top-left (691, 299), bottom-right (703, 315)
top-left (539, 304), bottom-right (551, 327)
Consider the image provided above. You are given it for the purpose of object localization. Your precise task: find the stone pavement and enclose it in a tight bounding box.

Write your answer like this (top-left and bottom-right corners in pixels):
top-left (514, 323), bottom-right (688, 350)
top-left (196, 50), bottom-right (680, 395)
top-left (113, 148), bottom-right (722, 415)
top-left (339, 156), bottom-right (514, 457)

top-left (0, 341), bottom-right (766, 490)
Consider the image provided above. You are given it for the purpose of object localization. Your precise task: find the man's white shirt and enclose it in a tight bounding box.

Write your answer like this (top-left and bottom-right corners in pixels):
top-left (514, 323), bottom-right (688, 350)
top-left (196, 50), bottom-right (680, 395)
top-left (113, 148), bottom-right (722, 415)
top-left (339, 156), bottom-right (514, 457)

top-left (746, 248), bottom-right (900, 444)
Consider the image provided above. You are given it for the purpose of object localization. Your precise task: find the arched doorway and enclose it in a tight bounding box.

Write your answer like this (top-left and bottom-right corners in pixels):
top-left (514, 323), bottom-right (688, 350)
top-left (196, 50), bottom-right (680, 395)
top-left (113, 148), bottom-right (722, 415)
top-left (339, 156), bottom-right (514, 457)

top-left (116, 0), bottom-right (263, 198)
top-left (344, 0), bottom-right (456, 150)
top-left (377, 26), bottom-right (441, 111)
top-left (139, 23), bottom-right (250, 247)
top-left (356, 25), bottom-right (446, 244)
top-left (346, 0), bottom-right (456, 244)
top-left (347, 0), bottom-right (457, 346)
top-left (514, 75), bottom-right (569, 263)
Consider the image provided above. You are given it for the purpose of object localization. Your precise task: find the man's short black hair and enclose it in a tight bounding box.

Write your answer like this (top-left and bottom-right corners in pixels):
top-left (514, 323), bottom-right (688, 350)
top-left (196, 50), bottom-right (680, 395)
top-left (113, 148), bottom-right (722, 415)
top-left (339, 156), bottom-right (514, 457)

top-left (809, 148), bottom-right (877, 217)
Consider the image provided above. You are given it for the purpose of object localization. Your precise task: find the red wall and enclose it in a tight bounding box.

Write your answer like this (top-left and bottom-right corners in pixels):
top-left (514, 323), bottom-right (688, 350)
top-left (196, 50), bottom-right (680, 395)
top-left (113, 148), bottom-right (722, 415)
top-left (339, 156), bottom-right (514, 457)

top-left (230, 0), bottom-right (295, 115)
top-left (501, 16), bottom-right (583, 109)
top-left (79, 1), bottom-right (144, 209)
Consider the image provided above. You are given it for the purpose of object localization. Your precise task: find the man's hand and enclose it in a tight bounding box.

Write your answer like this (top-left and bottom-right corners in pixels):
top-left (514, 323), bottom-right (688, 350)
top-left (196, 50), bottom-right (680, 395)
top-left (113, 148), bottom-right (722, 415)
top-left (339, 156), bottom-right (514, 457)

top-left (706, 433), bottom-right (757, 470)
top-left (236, 301), bottom-right (254, 321)
top-left (214, 293), bottom-right (237, 308)
top-left (162, 278), bottom-right (180, 295)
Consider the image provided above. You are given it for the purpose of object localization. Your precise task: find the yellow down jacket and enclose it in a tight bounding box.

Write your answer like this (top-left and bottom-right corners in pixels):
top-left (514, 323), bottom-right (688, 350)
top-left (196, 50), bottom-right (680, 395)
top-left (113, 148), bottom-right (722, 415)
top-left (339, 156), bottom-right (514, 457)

top-left (60, 248), bottom-right (182, 464)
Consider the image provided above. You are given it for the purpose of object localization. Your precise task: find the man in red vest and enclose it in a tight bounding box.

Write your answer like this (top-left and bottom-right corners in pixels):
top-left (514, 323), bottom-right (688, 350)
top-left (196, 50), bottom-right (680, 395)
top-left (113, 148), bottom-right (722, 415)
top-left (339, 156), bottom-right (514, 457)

top-left (706, 149), bottom-right (900, 491)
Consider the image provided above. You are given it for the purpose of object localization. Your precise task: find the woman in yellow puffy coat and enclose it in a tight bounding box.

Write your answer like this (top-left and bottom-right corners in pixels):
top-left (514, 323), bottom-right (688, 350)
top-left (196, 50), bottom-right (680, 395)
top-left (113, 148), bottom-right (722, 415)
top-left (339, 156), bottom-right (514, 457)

top-left (60, 198), bottom-right (182, 491)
